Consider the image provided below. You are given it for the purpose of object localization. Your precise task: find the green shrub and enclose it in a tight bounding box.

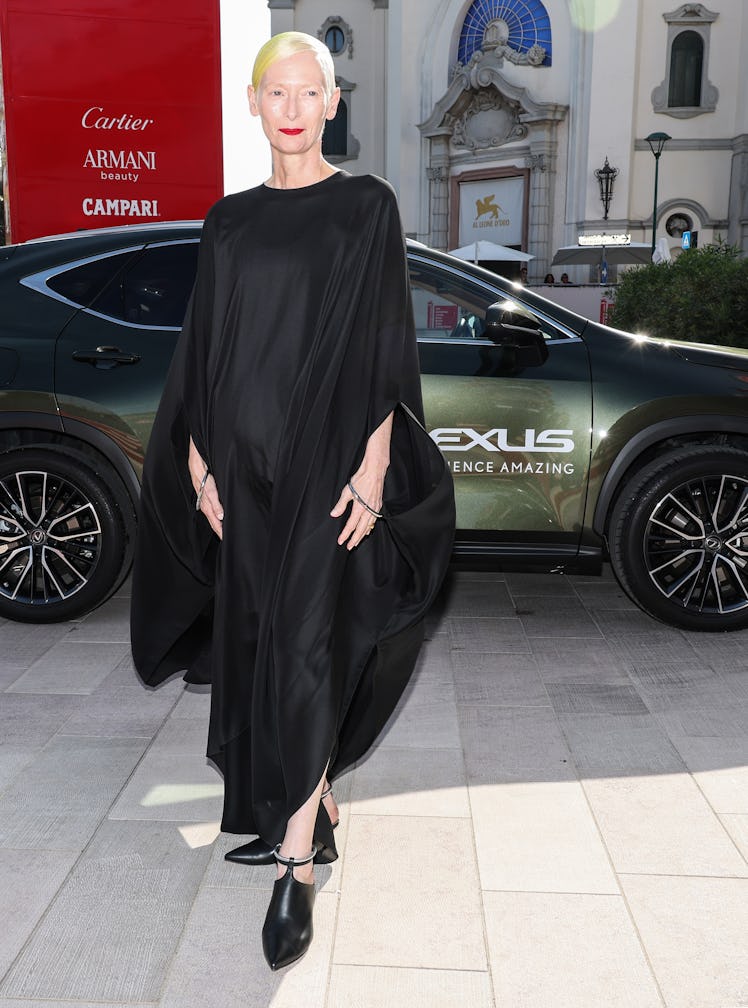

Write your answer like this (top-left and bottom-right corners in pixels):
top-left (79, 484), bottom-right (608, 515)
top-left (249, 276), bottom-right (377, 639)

top-left (608, 242), bottom-right (748, 349)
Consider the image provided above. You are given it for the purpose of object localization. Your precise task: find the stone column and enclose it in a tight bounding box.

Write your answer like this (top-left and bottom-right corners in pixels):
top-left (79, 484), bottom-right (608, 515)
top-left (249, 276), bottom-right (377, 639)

top-left (728, 134), bottom-right (748, 253)
top-left (526, 142), bottom-right (556, 277)
top-left (426, 136), bottom-right (451, 250)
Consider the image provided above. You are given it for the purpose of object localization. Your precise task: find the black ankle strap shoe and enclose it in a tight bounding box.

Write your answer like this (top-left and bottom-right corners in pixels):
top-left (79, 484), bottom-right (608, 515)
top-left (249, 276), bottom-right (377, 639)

top-left (261, 846), bottom-right (316, 971)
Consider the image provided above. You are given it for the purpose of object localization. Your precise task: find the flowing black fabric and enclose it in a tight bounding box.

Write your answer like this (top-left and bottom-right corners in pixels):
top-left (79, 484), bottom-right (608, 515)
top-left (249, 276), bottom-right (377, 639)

top-left (130, 172), bottom-right (454, 846)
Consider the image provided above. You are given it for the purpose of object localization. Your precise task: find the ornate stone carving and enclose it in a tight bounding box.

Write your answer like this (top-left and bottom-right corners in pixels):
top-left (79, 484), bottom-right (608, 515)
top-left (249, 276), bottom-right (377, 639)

top-left (652, 78), bottom-right (718, 117)
top-left (526, 154), bottom-right (547, 172)
top-left (451, 89), bottom-right (527, 151)
top-left (317, 15), bottom-right (354, 59)
top-left (451, 18), bottom-right (547, 80)
top-left (663, 3), bottom-right (718, 23)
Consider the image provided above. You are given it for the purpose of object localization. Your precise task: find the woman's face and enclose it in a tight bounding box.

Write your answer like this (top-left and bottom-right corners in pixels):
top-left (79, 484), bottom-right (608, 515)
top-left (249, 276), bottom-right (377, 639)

top-left (248, 52), bottom-right (340, 158)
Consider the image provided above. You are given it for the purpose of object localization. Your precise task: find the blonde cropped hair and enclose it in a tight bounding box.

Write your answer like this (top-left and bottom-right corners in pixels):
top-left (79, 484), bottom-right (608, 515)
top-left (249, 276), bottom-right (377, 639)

top-left (252, 32), bottom-right (336, 98)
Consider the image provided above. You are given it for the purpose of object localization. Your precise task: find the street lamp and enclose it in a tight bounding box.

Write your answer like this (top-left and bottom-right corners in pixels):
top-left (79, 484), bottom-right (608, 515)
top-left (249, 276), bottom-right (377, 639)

top-left (594, 156), bottom-right (618, 221)
top-left (645, 131), bottom-right (671, 256)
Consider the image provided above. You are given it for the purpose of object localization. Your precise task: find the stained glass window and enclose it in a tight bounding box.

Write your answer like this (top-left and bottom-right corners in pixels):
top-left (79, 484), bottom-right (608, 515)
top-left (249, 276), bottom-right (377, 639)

top-left (458, 0), bottom-right (552, 67)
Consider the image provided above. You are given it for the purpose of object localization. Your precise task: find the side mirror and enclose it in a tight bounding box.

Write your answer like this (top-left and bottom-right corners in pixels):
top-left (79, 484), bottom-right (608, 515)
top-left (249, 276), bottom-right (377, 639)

top-left (484, 302), bottom-right (549, 367)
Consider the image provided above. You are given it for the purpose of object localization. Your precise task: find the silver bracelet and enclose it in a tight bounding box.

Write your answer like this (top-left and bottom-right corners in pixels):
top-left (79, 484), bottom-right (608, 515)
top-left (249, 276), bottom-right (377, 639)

top-left (195, 468), bottom-right (209, 511)
top-left (347, 480), bottom-right (383, 519)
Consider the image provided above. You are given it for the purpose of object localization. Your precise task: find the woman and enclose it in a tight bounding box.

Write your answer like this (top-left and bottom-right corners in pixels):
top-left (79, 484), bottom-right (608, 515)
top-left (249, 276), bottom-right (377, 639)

top-left (130, 32), bottom-right (454, 971)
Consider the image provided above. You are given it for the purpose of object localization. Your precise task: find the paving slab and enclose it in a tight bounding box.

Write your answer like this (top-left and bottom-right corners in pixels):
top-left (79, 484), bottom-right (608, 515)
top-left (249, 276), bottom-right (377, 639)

top-left (108, 748), bottom-right (224, 823)
top-left (0, 692), bottom-right (82, 748)
top-left (349, 745), bottom-right (470, 817)
top-left (448, 615), bottom-right (529, 653)
top-left (0, 667), bottom-right (27, 691)
top-left (601, 632), bottom-right (700, 663)
top-left (719, 813), bottom-right (748, 860)
top-left (0, 735), bottom-right (149, 850)
top-left (66, 598), bottom-right (132, 643)
top-left (514, 595), bottom-right (604, 638)
top-left (583, 773), bottom-right (748, 876)
top-left (170, 683), bottom-right (211, 717)
top-left (628, 661), bottom-right (743, 711)
top-left (668, 736), bottom-right (748, 812)
top-left (93, 651), bottom-right (184, 698)
top-left (334, 814), bottom-right (485, 970)
top-left (0, 745), bottom-right (41, 793)
top-left (0, 819), bottom-right (210, 1003)
top-left (377, 651), bottom-right (461, 750)
top-left (544, 681), bottom-right (649, 715)
top-left (442, 576), bottom-right (515, 617)
top-left (655, 702), bottom-right (748, 739)
top-left (0, 621), bottom-right (74, 671)
top-left (6, 641), bottom-right (130, 694)
top-left (458, 705), bottom-right (573, 780)
top-left (60, 686), bottom-right (178, 738)
top-left (0, 849), bottom-right (79, 978)
top-left (451, 651), bottom-right (550, 706)
top-left (570, 580), bottom-right (638, 609)
top-left (621, 873), bottom-right (748, 1008)
top-left (558, 712), bottom-right (686, 774)
top-left (505, 571), bottom-right (578, 595)
top-left (528, 637), bottom-right (632, 681)
top-left (483, 890), bottom-right (662, 1007)
top-left (469, 776), bottom-right (619, 894)
top-left (327, 964), bottom-right (495, 1008)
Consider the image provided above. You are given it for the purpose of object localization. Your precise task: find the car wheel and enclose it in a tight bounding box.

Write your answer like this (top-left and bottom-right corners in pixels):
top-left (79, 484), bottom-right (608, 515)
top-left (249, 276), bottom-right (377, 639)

top-left (0, 449), bottom-right (128, 623)
top-left (609, 445), bottom-right (748, 632)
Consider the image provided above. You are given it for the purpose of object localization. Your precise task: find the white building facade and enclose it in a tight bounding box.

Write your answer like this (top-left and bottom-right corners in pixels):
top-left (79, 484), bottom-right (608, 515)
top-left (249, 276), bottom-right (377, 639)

top-left (269, 0), bottom-right (748, 281)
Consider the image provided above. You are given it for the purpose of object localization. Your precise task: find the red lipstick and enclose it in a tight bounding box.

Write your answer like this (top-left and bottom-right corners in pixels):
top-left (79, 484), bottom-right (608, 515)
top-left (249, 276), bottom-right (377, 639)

top-left (280, 128), bottom-right (303, 135)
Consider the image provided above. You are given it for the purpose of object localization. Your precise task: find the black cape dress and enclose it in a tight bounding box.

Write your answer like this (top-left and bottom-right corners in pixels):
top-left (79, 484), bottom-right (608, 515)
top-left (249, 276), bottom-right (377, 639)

top-left (130, 172), bottom-right (455, 851)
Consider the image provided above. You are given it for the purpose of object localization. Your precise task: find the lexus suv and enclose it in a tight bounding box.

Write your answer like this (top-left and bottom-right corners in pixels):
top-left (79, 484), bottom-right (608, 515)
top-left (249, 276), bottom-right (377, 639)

top-left (1, 223), bottom-right (747, 631)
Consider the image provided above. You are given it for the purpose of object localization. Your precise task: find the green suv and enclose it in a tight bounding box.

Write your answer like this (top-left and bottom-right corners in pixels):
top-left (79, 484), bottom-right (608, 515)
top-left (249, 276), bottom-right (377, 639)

top-left (1, 223), bottom-right (747, 631)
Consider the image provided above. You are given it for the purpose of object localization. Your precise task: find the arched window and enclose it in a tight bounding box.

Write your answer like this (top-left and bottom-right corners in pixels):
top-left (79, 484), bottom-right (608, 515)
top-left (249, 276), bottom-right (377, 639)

top-left (668, 30), bottom-right (703, 107)
top-left (458, 0), bottom-right (552, 67)
top-left (322, 98), bottom-right (348, 157)
top-left (652, 6), bottom-right (717, 118)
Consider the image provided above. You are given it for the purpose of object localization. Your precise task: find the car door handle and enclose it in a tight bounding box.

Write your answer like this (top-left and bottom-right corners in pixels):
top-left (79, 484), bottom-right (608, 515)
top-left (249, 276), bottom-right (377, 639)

top-left (72, 346), bottom-right (142, 369)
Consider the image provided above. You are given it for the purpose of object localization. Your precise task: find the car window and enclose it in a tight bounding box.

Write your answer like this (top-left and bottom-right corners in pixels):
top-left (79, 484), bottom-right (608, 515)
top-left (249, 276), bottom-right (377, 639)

top-left (409, 257), bottom-right (573, 344)
top-left (409, 259), bottom-right (493, 341)
top-left (46, 251), bottom-right (135, 308)
top-left (90, 242), bottom-right (199, 328)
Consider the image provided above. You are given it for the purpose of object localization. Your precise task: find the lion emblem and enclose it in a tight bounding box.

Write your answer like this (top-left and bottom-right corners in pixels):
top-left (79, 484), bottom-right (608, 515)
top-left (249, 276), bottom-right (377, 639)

top-left (475, 195), bottom-right (501, 219)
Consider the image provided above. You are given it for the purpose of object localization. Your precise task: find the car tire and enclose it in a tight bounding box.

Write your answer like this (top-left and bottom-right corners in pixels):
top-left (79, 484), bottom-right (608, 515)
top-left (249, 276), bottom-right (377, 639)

top-left (0, 448), bottom-right (128, 623)
top-left (609, 445), bottom-right (748, 632)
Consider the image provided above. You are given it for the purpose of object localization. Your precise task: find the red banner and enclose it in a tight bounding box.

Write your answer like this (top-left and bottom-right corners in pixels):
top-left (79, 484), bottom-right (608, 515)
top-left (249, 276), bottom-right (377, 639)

top-left (1, 0), bottom-right (223, 242)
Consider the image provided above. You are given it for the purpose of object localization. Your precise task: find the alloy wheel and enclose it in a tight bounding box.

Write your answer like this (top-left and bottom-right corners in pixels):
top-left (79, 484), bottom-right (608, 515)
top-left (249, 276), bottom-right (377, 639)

top-left (0, 469), bottom-right (103, 606)
top-left (644, 473), bottom-right (748, 615)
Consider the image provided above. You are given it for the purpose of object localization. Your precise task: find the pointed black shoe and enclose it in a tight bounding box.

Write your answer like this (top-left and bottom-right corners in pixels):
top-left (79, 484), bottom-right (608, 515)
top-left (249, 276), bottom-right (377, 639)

top-left (225, 835), bottom-right (337, 866)
top-left (262, 846), bottom-right (316, 971)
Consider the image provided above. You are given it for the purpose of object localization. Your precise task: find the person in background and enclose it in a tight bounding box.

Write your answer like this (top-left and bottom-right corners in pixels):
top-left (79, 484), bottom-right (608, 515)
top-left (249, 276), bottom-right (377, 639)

top-left (519, 266), bottom-right (528, 284)
top-left (560, 272), bottom-right (571, 284)
top-left (544, 272), bottom-right (555, 284)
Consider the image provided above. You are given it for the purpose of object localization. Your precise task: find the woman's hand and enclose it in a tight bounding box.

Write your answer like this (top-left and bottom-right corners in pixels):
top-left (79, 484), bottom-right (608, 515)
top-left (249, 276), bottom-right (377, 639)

top-left (188, 437), bottom-right (224, 540)
top-left (330, 413), bottom-right (393, 551)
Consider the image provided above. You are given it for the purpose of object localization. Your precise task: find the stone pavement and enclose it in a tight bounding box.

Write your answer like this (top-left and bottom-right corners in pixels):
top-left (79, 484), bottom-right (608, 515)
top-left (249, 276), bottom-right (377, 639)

top-left (0, 566), bottom-right (747, 1008)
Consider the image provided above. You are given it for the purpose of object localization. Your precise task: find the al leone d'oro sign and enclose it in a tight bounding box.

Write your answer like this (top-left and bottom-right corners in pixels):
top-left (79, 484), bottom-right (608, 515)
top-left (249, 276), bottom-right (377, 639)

top-left (1, 1), bottom-right (224, 243)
